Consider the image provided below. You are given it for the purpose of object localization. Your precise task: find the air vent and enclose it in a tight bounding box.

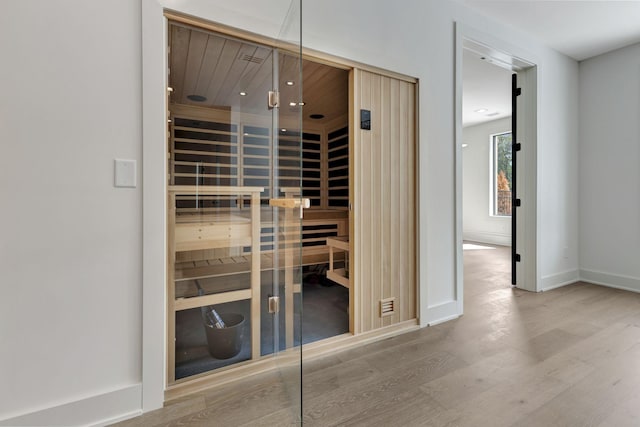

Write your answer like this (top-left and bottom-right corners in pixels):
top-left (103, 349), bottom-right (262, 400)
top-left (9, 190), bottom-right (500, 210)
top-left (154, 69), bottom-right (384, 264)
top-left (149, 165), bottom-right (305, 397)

top-left (238, 52), bottom-right (265, 64)
top-left (380, 297), bottom-right (396, 317)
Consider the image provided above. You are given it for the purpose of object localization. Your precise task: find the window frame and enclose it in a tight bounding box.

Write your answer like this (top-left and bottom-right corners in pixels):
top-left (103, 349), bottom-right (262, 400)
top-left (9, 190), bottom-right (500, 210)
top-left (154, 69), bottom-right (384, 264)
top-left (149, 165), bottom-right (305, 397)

top-left (489, 130), bottom-right (513, 217)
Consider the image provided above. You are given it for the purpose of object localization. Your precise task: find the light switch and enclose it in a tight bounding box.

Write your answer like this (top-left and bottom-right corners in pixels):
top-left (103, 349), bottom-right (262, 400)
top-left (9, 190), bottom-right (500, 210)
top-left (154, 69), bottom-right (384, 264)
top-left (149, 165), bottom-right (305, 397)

top-left (114, 159), bottom-right (137, 188)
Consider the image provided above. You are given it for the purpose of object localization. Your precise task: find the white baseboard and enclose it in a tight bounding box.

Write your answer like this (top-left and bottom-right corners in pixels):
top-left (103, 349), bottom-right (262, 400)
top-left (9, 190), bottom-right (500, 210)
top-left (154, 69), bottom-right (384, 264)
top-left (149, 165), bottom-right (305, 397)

top-left (541, 269), bottom-right (580, 291)
top-left (424, 300), bottom-right (461, 326)
top-left (0, 384), bottom-right (142, 427)
top-left (580, 269), bottom-right (640, 294)
top-left (462, 230), bottom-right (511, 247)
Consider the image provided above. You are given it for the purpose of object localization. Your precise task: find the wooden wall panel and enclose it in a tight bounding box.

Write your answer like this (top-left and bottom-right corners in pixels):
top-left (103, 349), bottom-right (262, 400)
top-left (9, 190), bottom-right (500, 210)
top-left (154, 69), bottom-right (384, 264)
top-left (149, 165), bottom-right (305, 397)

top-left (354, 70), bottom-right (416, 333)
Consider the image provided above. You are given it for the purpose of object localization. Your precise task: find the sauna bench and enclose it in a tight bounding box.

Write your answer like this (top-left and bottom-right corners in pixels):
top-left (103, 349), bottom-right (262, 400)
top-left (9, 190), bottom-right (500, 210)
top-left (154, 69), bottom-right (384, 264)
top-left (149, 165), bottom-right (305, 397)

top-left (174, 208), bottom-right (348, 282)
top-left (326, 236), bottom-right (350, 288)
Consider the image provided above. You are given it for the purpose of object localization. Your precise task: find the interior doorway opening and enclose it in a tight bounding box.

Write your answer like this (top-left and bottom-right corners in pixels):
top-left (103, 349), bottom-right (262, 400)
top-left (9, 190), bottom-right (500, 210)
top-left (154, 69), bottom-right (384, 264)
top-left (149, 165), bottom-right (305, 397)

top-left (456, 30), bottom-right (539, 314)
top-left (461, 47), bottom-right (514, 300)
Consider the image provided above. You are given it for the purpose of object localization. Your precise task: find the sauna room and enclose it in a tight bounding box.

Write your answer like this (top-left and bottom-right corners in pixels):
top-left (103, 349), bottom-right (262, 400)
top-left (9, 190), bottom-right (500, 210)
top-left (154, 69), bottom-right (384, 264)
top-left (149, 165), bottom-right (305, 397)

top-left (166, 22), bottom-right (352, 381)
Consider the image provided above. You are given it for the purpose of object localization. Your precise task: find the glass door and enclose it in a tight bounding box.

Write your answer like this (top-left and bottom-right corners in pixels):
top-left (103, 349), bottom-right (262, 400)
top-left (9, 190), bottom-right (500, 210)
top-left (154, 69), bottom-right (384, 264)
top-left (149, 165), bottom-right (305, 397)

top-left (165, 1), bottom-right (303, 418)
top-left (268, 0), bottom-right (305, 422)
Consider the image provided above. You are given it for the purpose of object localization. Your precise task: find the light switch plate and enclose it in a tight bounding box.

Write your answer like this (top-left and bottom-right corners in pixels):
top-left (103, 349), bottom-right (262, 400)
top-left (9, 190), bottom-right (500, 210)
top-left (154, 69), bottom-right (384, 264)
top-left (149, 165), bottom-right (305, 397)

top-left (114, 159), bottom-right (136, 188)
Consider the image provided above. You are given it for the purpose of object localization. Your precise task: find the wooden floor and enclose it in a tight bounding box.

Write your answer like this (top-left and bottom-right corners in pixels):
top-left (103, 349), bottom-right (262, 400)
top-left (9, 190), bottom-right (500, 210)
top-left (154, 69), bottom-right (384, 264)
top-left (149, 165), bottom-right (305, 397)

top-left (114, 243), bottom-right (640, 426)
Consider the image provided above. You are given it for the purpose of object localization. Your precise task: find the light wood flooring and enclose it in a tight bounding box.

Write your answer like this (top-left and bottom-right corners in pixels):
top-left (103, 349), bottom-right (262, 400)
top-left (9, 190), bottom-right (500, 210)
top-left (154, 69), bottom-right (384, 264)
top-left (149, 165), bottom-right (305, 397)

top-left (114, 243), bottom-right (640, 426)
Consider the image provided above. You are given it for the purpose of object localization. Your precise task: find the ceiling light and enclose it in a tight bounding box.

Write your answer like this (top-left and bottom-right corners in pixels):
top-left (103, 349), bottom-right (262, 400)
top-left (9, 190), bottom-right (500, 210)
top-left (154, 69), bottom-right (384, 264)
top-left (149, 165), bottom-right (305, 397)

top-left (239, 91), bottom-right (247, 96)
top-left (289, 102), bottom-right (297, 107)
top-left (187, 94), bottom-right (207, 102)
top-left (286, 81), bottom-right (295, 86)
top-left (167, 87), bottom-right (174, 92)
top-left (281, 128), bottom-right (287, 132)
top-left (462, 144), bottom-right (469, 148)
top-left (298, 102), bottom-right (305, 106)
top-left (474, 108), bottom-right (488, 113)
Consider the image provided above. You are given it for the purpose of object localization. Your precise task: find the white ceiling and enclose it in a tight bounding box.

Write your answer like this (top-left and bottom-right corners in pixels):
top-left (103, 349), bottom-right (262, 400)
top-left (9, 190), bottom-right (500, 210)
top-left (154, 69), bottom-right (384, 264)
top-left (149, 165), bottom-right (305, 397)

top-left (459, 0), bottom-right (640, 61)
top-left (462, 0), bottom-right (640, 127)
top-left (463, 49), bottom-right (513, 127)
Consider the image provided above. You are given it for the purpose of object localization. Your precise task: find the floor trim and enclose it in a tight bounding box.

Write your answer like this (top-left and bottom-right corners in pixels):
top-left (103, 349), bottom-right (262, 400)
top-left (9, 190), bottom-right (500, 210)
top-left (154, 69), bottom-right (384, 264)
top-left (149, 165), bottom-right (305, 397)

top-left (462, 231), bottom-right (511, 247)
top-left (580, 269), bottom-right (640, 294)
top-left (425, 300), bottom-right (460, 326)
top-left (0, 384), bottom-right (142, 427)
top-left (541, 269), bottom-right (580, 291)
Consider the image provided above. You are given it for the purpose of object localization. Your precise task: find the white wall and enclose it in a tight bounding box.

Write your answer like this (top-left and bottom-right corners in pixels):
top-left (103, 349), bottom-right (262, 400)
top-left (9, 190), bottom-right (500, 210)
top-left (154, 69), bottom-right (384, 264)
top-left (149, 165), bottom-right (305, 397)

top-left (538, 44), bottom-right (581, 290)
top-left (0, 0), bottom-right (143, 424)
top-left (579, 42), bottom-right (640, 291)
top-left (0, 0), bottom-right (580, 424)
top-left (462, 118), bottom-right (512, 246)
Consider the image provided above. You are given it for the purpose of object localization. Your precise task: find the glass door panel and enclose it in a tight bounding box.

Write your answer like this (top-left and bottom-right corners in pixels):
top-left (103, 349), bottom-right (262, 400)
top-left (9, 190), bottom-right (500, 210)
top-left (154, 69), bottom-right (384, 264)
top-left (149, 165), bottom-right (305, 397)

top-left (166, 21), bottom-right (276, 382)
top-left (269, 0), bottom-right (304, 423)
top-left (166, 9), bottom-right (302, 403)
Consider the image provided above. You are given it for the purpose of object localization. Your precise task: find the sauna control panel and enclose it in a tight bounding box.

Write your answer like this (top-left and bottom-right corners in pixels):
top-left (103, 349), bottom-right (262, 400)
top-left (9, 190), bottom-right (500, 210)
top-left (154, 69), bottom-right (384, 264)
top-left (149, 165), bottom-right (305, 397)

top-left (360, 109), bottom-right (371, 130)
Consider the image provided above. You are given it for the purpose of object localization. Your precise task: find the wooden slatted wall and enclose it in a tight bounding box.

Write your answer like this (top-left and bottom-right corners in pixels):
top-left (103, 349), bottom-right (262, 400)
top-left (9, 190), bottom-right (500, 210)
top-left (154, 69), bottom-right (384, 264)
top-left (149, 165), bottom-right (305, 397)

top-left (353, 69), bottom-right (416, 332)
top-left (169, 104), bottom-right (344, 258)
top-left (327, 126), bottom-right (350, 209)
top-left (301, 133), bottom-right (322, 207)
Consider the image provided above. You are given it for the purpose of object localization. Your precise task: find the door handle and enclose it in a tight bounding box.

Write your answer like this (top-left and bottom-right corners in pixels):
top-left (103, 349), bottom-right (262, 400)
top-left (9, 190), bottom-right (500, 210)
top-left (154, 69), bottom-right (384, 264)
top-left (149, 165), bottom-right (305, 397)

top-left (269, 197), bottom-right (310, 219)
top-left (269, 198), bottom-right (310, 209)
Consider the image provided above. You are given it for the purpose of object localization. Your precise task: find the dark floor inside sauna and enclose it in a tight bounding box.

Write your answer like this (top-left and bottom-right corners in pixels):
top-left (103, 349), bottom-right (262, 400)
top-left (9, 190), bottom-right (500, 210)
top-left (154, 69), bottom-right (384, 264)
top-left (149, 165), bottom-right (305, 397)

top-left (175, 271), bottom-right (349, 380)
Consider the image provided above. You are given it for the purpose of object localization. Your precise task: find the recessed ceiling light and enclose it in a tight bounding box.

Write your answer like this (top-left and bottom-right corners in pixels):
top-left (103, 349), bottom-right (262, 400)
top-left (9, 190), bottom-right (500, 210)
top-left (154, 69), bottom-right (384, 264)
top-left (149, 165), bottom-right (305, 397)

top-left (167, 87), bottom-right (174, 92)
top-left (286, 81), bottom-right (295, 86)
top-left (310, 114), bottom-right (325, 120)
top-left (462, 143), bottom-right (469, 148)
top-left (239, 92), bottom-right (247, 96)
top-left (298, 102), bottom-right (305, 106)
top-left (474, 108), bottom-right (488, 113)
top-left (281, 128), bottom-right (287, 132)
top-left (187, 94), bottom-right (207, 102)
top-left (289, 102), bottom-right (297, 107)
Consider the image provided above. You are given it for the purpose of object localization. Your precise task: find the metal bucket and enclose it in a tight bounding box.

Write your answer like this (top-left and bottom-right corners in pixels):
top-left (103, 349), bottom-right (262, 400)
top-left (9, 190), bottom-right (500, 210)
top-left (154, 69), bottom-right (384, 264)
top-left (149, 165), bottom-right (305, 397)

top-left (204, 313), bottom-right (245, 359)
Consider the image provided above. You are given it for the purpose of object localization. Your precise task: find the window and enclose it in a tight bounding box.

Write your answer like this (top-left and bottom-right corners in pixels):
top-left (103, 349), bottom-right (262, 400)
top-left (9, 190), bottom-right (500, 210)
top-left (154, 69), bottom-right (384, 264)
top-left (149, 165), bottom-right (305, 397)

top-left (491, 132), bottom-right (512, 216)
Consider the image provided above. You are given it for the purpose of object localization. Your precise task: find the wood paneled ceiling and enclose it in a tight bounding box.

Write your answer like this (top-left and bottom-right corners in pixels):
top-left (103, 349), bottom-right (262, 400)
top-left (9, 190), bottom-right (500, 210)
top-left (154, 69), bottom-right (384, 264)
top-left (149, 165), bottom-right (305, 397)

top-left (169, 24), bottom-right (348, 126)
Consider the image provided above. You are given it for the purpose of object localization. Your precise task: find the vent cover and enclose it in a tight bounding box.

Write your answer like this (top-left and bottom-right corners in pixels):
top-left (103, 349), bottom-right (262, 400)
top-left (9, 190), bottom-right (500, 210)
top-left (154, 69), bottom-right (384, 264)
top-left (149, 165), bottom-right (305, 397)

top-left (238, 53), bottom-right (265, 64)
top-left (380, 297), bottom-right (396, 317)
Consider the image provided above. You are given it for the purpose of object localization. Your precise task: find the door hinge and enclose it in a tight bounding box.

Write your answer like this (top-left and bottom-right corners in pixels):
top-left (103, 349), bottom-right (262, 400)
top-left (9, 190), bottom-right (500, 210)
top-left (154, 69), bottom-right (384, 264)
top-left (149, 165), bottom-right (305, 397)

top-left (514, 198), bottom-right (521, 207)
top-left (515, 87), bottom-right (522, 96)
top-left (514, 142), bottom-right (522, 151)
top-left (515, 253), bottom-right (521, 262)
top-left (268, 296), bottom-right (280, 313)
top-left (268, 91), bottom-right (279, 109)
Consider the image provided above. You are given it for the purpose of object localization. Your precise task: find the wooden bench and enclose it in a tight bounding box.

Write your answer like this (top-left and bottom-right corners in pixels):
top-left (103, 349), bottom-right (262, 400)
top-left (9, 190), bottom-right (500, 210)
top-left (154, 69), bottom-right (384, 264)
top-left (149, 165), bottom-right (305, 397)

top-left (174, 209), bottom-right (348, 281)
top-left (326, 236), bottom-right (350, 288)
